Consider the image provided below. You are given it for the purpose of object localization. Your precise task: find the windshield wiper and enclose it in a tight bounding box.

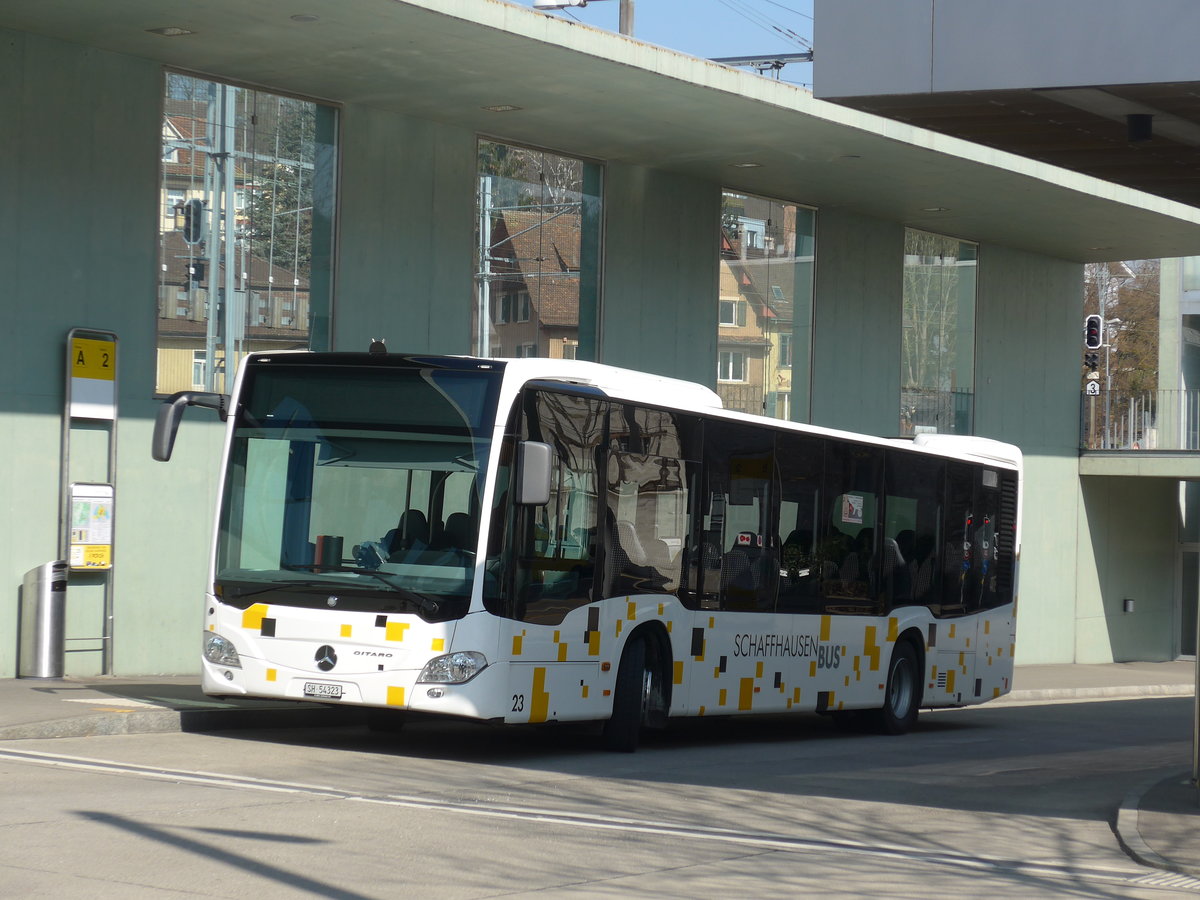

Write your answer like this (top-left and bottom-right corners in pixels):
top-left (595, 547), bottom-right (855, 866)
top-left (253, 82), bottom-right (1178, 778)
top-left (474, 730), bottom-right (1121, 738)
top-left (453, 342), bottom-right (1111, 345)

top-left (279, 564), bottom-right (441, 615)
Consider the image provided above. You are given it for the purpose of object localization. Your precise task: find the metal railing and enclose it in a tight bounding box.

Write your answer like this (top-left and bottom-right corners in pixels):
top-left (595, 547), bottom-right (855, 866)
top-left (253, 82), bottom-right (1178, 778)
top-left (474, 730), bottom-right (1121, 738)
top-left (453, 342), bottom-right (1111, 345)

top-left (901, 388), bottom-right (974, 435)
top-left (1080, 389), bottom-right (1200, 451)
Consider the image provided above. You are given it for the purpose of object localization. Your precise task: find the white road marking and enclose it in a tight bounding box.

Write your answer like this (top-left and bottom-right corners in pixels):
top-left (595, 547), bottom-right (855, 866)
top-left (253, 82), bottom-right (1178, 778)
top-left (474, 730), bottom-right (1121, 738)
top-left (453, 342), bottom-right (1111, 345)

top-left (61, 698), bottom-right (161, 708)
top-left (0, 746), bottom-right (1190, 892)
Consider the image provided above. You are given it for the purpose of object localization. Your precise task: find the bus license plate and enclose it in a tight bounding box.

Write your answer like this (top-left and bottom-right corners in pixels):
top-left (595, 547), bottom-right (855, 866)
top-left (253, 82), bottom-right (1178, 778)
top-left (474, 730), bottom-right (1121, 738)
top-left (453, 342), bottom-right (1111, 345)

top-left (303, 681), bottom-right (343, 700)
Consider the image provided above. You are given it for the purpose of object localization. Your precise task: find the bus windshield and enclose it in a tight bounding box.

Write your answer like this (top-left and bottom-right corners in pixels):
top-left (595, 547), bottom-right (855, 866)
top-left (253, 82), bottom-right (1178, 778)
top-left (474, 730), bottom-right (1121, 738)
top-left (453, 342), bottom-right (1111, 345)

top-left (215, 357), bottom-right (502, 620)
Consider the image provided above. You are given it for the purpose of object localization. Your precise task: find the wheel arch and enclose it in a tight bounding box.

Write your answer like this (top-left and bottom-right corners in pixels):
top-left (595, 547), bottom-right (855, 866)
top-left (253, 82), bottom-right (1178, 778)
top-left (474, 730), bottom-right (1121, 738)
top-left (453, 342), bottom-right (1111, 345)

top-left (895, 626), bottom-right (927, 707)
top-left (621, 621), bottom-right (674, 715)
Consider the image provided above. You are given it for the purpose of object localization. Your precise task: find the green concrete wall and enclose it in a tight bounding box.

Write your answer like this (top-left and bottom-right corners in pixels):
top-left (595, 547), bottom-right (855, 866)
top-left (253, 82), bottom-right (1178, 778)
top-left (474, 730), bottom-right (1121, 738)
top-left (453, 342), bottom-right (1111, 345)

top-left (1076, 476), bottom-right (1178, 662)
top-left (600, 165), bottom-right (720, 386)
top-left (334, 106), bottom-right (477, 354)
top-left (810, 208), bottom-right (903, 436)
top-left (0, 28), bottom-right (214, 677)
top-left (975, 245), bottom-right (1087, 663)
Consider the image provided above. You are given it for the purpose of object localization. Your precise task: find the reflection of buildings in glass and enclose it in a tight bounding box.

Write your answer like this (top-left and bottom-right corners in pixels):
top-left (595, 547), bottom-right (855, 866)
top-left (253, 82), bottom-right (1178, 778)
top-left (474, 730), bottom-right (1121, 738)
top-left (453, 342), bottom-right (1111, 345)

top-left (900, 229), bottom-right (977, 434)
top-left (484, 207), bottom-right (580, 360)
top-left (156, 229), bottom-right (310, 393)
top-left (157, 92), bottom-right (315, 394)
top-left (161, 104), bottom-right (250, 233)
top-left (718, 197), bottom-right (800, 419)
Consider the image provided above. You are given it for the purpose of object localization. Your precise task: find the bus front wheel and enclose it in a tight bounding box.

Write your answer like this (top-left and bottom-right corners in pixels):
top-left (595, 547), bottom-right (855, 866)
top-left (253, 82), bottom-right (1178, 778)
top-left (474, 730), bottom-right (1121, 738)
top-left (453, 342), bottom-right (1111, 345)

top-left (602, 636), bottom-right (657, 753)
top-left (868, 640), bottom-right (921, 735)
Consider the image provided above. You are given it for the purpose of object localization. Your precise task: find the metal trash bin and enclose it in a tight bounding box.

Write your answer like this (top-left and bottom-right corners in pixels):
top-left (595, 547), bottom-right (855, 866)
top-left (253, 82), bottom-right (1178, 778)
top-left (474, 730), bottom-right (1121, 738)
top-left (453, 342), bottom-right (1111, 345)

top-left (19, 561), bottom-right (68, 678)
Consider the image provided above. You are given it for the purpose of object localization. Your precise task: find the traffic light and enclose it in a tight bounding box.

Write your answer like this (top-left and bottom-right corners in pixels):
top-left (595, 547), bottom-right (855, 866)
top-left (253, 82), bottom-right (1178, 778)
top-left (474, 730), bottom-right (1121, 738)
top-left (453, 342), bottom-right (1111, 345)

top-left (1084, 314), bottom-right (1103, 349)
top-left (182, 198), bottom-right (204, 245)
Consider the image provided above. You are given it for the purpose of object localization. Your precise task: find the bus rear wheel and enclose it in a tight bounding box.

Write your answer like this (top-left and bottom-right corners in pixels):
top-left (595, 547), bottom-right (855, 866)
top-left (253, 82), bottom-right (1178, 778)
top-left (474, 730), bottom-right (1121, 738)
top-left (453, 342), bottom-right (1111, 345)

top-left (867, 640), bottom-right (921, 735)
top-left (602, 636), bottom-right (662, 753)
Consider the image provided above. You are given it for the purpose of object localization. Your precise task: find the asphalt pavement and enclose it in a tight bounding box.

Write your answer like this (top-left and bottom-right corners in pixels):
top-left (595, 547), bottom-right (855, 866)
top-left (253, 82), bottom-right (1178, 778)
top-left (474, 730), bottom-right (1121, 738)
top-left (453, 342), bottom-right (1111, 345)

top-left (0, 660), bottom-right (1195, 877)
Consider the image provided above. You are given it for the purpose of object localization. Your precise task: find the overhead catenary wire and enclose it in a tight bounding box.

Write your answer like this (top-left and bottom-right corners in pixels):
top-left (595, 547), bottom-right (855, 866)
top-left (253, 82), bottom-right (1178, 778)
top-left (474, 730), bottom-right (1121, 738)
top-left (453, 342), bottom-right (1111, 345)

top-left (716, 0), bottom-right (811, 50)
top-left (757, 0), bottom-right (811, 21)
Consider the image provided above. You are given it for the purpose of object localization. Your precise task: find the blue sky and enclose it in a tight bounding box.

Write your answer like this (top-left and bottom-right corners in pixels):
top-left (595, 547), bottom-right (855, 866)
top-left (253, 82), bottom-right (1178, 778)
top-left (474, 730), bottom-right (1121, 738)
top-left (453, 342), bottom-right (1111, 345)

top-left (509, 0), bottom-right (814, 88)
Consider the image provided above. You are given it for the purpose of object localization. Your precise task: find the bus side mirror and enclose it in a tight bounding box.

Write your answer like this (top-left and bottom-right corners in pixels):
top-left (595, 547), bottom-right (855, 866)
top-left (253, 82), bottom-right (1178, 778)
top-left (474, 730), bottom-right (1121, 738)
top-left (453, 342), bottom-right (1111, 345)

top-left (516, 441), bottom-right (553, 506)
top-left (152, 391), bottom-right (229, 461)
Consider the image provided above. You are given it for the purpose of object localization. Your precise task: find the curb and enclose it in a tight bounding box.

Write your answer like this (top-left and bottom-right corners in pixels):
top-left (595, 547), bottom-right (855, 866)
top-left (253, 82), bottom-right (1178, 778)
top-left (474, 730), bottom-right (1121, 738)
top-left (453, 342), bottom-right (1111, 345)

top-left (997, 684), bottom-right (1194, 705)
top-left (0, 705), bottom-right (364, 742)
top-left (1112, 773), bottom-right (1200, 884)
top-left (1114, 783), bottom-right (1178, 874)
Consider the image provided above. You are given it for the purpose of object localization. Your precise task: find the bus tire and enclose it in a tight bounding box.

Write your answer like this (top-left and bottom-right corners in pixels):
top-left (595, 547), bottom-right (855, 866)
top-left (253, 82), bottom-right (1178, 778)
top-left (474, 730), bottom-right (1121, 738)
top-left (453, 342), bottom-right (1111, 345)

top-left (869, 640), bottom-right (921, 735)
top-left (602, 636), bottom-right (650, 753)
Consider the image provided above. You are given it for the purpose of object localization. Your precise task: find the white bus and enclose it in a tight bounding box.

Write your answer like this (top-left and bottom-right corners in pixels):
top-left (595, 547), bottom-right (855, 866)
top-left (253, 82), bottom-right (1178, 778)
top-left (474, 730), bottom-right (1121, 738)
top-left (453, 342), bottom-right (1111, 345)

top-left (154, 350), bottom-right (1021, 751)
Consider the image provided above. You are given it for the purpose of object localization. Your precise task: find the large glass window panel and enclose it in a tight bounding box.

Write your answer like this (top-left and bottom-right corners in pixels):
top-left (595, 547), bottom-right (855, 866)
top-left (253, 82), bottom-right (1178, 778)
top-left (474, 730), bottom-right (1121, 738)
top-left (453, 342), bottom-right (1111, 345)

top-left (157, 73), bottom-right (336, 394)
top-left (718, 192), bottom-right (815, 421)
top-left (216, 363), bottom-right (499, 622)
top-left (474, 141), bottom-right (602, 361)
top-left (1184, 258), bottom-right (1200, 293)
top-left (901, 229), bottom-right (977, 434)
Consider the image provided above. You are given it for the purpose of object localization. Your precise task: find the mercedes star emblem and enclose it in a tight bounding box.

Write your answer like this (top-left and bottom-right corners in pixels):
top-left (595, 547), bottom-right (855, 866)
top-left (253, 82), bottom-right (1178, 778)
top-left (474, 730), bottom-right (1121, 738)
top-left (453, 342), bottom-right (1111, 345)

top-left (314, 645), bottom-right (337, 671)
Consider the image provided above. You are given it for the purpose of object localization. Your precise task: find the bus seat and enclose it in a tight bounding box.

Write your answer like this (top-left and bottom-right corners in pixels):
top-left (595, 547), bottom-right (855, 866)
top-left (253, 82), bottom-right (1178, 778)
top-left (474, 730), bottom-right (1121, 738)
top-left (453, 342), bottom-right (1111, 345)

top-left (386, 509), bottom-right (429, 555)
top-left (437, 512), bottom-right (472, 552)
top-left (615, 519), bottom-right (648, 566)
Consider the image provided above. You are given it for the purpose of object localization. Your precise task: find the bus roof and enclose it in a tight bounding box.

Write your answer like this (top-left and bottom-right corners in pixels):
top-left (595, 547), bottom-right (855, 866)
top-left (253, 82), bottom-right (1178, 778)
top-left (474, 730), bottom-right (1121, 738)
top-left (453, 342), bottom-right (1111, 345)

top-left (493, 357), bottom-right (1021, 471)
top-left (240, 351), bottom-right (1020, 470)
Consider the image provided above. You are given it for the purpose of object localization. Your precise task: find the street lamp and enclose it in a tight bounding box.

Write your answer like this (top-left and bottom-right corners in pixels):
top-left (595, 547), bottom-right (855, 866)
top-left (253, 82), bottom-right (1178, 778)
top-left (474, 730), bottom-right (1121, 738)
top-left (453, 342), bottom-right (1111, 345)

top-left (532, 0), bottom-right (634, 36)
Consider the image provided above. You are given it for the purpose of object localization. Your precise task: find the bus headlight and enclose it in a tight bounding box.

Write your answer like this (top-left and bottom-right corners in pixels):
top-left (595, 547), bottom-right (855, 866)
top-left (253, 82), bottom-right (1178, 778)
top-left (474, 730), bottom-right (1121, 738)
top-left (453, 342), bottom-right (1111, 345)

top-left (203, 632), bottom-right (242, 668)
top-left (417, 651), bottom-right (487, 684)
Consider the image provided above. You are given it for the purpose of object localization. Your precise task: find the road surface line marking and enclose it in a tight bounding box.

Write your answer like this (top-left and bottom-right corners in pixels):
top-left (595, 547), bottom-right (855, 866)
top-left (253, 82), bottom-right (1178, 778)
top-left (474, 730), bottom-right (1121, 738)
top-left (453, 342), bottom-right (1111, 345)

top-left (0, 746), bottom-right (1161, 889)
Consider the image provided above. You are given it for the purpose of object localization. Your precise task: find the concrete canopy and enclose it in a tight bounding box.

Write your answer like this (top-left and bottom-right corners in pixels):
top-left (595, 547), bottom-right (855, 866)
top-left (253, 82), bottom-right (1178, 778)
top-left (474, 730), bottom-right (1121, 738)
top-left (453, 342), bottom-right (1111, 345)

top-left (812, 0), bottom-right (1200, 211)
top-left (6, 0), bottom-right (1200, 261)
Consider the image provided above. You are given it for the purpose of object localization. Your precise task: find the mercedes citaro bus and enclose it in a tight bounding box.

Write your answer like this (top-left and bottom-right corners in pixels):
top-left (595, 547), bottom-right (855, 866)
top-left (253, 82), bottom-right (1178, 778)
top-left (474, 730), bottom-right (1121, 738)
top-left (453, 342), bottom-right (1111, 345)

top-left (154, 350), bottom-right (1021, 751)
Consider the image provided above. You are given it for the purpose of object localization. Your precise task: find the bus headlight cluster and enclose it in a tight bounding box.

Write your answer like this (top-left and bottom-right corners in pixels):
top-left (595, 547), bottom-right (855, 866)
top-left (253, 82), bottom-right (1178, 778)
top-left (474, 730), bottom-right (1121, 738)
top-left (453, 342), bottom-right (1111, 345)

top-left (203, 632), bottom-right (241, 668)
top-left (417, 651), bottom-right (487, 684)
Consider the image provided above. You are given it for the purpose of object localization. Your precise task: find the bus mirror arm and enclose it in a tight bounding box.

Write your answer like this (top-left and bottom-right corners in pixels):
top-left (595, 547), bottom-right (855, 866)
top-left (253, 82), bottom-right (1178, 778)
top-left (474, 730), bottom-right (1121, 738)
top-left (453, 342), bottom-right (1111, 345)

top-left (516, 441), bottom-right (553, 506)
top-left (152, 391), bottom-right (230, 462)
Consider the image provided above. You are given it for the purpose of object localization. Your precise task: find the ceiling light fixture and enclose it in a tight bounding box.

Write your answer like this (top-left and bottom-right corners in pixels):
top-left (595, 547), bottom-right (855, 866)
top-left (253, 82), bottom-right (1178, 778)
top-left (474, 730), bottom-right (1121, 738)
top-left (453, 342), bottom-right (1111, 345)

top-left (921, 206), bottom-right (950, 212)
top-left (290, 14), bottom-right (320, 23)
top-left (482, 104), bottom-right (522, 112)
top-left (730, 162), bottom-right (762, 168)
top-left (146, 26), bottom-right (194, 36)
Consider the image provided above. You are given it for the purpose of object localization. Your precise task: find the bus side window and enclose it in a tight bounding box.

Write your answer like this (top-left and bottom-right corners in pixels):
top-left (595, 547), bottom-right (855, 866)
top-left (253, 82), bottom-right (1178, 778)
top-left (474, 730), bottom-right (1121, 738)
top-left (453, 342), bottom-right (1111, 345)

top-left (776, 432), bottom-right (823, 614)
top-left (821, 442), bottom-right (883, 615)
top-left (602, 405), bottom-right (693, 599)
top-left (482, 405), bottom-right (518, 617)
top-left (494, 391), bottom-right (609, 628)
top-left (702, 420), bottom-right (776, 613)
top-left (882, 451), bottom-right (944, 612)
top-left (941, 463), bottom-right (975, 617)
top-left (509, 390), bottom-right (605, 625)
